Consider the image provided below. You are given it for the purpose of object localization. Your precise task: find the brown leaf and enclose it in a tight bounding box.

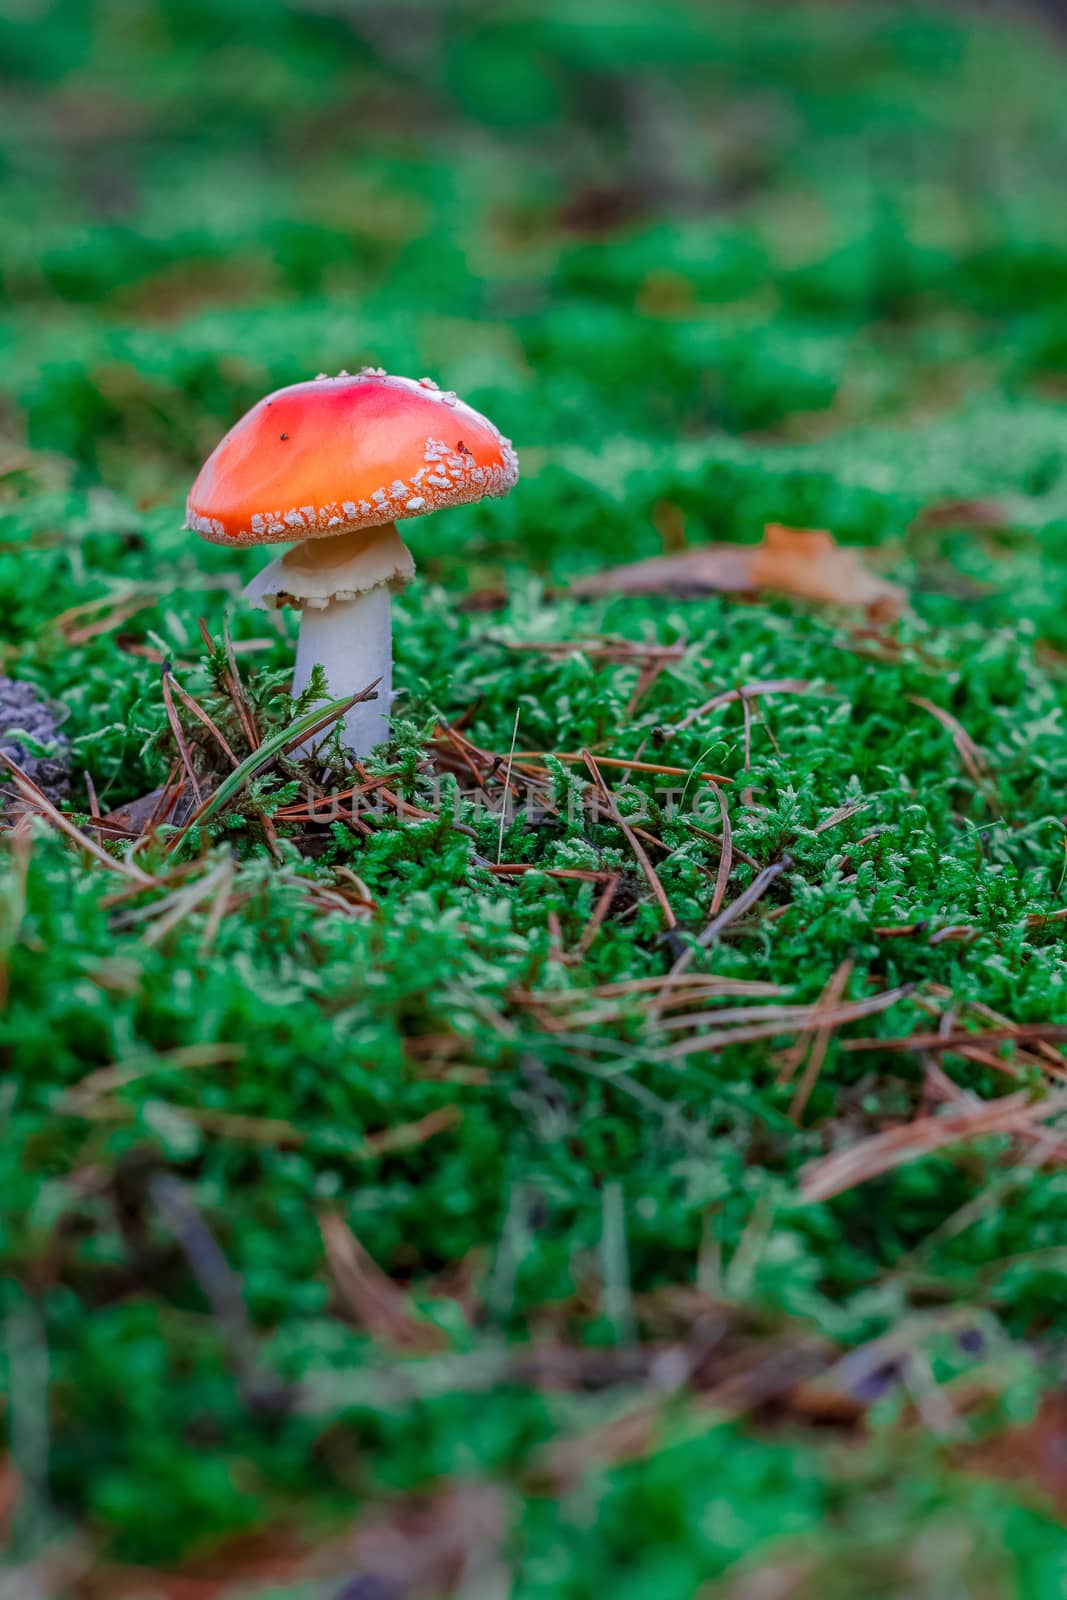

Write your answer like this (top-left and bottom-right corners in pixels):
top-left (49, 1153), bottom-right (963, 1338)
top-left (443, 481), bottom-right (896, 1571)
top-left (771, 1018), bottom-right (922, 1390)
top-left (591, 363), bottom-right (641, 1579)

top-left (574, 522), bottom-right (906, 616)
top-left (98, 781), bottom-right (200, 838)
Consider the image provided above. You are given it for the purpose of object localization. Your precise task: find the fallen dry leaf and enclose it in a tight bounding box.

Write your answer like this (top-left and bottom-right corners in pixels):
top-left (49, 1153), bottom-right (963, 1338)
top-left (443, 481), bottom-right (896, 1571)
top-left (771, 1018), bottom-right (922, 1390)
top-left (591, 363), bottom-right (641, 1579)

top-left (573, 522), bottom-right (906, 617)
top-left (97, 782), bottom-right (200, 838)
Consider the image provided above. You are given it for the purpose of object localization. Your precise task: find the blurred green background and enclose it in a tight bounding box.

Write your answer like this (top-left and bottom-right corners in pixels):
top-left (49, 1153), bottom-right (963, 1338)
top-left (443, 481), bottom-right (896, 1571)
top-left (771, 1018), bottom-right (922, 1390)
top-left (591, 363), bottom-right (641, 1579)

top-left (5, 0), bottom-right (1067, 508)
top-left (6, 2), bottom-right (1067, 1596)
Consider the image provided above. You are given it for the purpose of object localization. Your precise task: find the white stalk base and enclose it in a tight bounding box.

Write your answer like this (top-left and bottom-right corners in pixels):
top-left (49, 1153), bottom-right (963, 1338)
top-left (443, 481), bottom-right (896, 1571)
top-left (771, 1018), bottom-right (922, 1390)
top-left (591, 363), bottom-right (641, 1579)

top-left (291, 585), bottom-right (392, 757)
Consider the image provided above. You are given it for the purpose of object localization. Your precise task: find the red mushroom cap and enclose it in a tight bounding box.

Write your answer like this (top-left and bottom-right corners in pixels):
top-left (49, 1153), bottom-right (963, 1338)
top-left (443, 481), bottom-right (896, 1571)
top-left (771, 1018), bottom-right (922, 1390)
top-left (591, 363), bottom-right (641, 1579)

top-left (186, 370), bottom-right (519, 546)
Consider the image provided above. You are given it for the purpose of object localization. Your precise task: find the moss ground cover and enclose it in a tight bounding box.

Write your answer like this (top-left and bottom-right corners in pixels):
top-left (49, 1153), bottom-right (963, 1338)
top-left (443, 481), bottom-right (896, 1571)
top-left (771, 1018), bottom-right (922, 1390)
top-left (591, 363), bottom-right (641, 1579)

top-left (5, 1), bottom-right (1067, 1593)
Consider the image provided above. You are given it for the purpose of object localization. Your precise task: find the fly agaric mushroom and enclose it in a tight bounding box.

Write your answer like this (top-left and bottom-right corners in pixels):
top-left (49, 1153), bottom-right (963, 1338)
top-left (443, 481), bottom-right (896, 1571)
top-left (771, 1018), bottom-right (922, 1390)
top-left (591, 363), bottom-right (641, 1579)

top-left (186, 369), bottom-right (519, 754)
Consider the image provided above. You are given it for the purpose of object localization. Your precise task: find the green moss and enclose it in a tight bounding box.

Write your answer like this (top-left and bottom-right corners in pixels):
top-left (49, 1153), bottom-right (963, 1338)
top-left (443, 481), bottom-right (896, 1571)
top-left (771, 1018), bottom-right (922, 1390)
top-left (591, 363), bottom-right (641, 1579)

top-left (5, 1), bottom-right (1067, 1591)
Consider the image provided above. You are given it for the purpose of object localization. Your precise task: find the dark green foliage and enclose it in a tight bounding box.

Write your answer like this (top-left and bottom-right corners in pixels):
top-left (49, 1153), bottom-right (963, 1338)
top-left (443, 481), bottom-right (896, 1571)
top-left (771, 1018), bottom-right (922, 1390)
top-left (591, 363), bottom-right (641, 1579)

top-left (4, 1), bottom-right (1067, 1593)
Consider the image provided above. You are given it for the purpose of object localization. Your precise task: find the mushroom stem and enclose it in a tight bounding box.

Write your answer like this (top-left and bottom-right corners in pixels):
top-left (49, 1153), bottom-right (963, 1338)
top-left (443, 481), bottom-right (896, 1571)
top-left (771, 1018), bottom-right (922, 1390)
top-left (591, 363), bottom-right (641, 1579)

top-left (244, 523), bottom-right (415, 759)
top-left (291, 584), bottom-right (393, 756)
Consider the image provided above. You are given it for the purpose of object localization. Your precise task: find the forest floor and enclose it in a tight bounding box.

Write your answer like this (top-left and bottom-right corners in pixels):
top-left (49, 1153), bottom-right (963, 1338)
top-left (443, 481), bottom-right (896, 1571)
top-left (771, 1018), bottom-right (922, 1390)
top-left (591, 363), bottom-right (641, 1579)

top-left (5, 3), bottom-right (1067, 1595)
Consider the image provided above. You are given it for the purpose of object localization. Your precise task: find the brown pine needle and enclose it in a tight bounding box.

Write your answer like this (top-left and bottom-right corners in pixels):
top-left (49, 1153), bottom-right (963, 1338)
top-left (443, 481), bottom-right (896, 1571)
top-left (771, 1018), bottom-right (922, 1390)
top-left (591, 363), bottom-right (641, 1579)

top-left (160, 669), bottom-right (204, 806)
top-left (505, 638), bottom-right (685, 662)
top-left (707, 782), bottom-right (732, 918)
top-left (488, 864), bottom-right (616, 885)
top-left (69, 1042), bottom-right (244, 1099)
top-left (666, 855), bottom-right (791, 987)
top-left (843, 1023), bottom-right (1067, 1055)
top-left (582, 749), bottom-right (677, 929)
top-left (69, 1098), bottom-right (461, 1157)
top-left (627, 656), bottom-right (671, 715)
top-left (800, 1091), bottom-right (1067, 1205)
top-left (908, 697), bottom-right (992, 790)
top-left (518, 975), bottom-right (786, 1003)
top-left (140, 857), bottom-right (237, 947)
top-left (507, 752), bottom-right (731, 784)
top-left (145, 765), bottom-right (188, 834)
top-left (0, 751), bottom-right (155, 884)
top-left (660, 999), bottom-right (849, 1033)
top-left (363, 1105), bottom-right (462, 1156)
top-left (167, 671), bottom-right (240, 767)
top-left (784, 958), bottom-right (855, 1122)
top-left (199, 858), bottom-right (237, 957)
top-left (574, 873), bottom-right (622, 959)
top-left (658, 984), bottom-right (910, 1061)
top-left (814, 801), bottom-right (870, 834)
top-left (51, 589), bottom-right (154, 643)
top-left (664, 678), bottom-right (819, 737)
top-left (0, 817), bottom-right (32, 1010)
top-left (320, 1213), bottom-right (445, 1351)
top-left (222, 615), bottom-right (261, 747)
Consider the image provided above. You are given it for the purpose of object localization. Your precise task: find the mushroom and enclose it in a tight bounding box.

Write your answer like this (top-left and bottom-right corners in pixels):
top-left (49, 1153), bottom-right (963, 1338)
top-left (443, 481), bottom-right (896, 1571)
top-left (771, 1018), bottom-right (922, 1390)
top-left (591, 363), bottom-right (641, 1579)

top-left (186, 369), bottom-right (519, 755)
